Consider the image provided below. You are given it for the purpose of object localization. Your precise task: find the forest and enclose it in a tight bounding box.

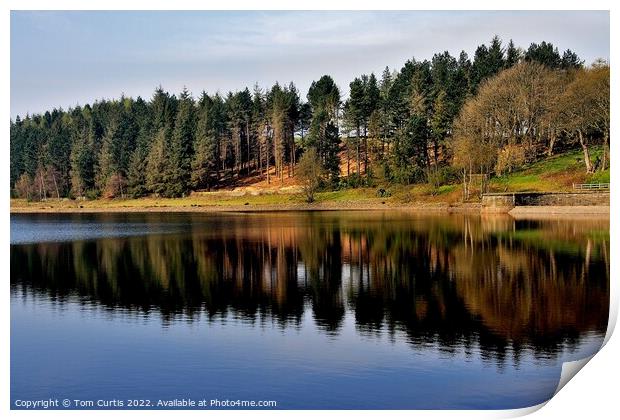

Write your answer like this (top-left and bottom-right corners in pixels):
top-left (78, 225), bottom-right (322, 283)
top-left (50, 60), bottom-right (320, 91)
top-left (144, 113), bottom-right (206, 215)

top-left (9, 37), bottom-right (610, 201)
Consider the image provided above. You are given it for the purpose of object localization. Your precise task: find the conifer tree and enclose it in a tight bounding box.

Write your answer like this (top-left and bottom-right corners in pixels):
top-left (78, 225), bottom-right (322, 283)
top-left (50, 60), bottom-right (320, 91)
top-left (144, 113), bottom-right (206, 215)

top-left (145, 128), bottom-right (169, 196)
top-left (192, 96), bottom-right (218, 190)
top-left (95, 120), bottom-right (118, 195)
top-left (70, 124), bottom-right (95, 198)
top-left (166, 88), bottom-right (195, 197)
top-left (505, 39), bottom-right (521, 67)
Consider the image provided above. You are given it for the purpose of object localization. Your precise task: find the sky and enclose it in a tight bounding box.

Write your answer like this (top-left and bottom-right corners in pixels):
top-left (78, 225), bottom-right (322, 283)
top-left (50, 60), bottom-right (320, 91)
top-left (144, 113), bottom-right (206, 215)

top-left (10, 10), bottom-right (610, 118)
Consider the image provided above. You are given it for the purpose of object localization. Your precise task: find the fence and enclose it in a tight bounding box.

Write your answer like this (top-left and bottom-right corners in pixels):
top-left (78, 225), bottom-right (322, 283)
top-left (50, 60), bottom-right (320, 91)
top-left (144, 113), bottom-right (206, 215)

top-left (572, 183), bottom-right (610, 191)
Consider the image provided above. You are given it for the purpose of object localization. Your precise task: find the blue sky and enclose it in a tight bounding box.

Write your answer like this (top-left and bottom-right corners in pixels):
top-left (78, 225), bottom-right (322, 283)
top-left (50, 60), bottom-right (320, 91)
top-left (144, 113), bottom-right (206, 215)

top-left (11, 10), bottom-right (610, 118)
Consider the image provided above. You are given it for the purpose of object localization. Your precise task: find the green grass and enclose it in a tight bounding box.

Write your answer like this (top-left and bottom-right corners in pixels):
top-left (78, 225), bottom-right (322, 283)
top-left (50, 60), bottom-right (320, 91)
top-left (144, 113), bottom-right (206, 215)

top-left (488, 147), bottom-right (603, 193)
top-left (435, 185), bottom-right (457, 195)
top-left (11, 188), bottom-right (389, 211)
top-left (314, 188), bottom-right (379, 203)
top-left (11, 192), bottom-right (304, 210)
top-left (588, 169), bottom-right (610, 184)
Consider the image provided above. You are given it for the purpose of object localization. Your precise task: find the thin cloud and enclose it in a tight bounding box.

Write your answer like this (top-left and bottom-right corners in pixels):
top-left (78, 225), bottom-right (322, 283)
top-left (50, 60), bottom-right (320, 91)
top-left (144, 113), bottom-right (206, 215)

top-left (10, 10), bottom-right (610, 118)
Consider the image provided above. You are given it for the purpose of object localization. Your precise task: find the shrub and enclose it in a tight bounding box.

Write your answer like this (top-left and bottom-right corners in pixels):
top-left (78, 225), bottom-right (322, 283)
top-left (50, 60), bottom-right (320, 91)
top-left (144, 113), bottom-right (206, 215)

top-left (376, 188), bottom-right (392, 198)
top-left (14, 174), bottom-right (35, 201)
top-left (427, 166), bottom-right (461, 188)
top-left (297, 148), bottom-right (324, 203)
top-left (391, 165), bottom-right (425, 185)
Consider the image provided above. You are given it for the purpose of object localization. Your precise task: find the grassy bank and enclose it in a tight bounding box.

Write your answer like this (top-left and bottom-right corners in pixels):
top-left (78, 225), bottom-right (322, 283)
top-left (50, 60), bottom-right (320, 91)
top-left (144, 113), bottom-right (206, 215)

top-left (10, 189), bottom-right (459, 213)
top-left (488, 146), bottom-right (608, 192)
top-left (11, 148), bottom-right (608, 213)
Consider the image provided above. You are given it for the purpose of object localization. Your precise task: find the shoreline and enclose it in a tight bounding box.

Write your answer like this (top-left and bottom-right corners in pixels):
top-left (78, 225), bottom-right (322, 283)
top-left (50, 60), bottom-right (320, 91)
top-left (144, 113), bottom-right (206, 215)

top-left (10, 202), bottom-right (478, 214)
top-left (10, 200), bottom-right (609, 217)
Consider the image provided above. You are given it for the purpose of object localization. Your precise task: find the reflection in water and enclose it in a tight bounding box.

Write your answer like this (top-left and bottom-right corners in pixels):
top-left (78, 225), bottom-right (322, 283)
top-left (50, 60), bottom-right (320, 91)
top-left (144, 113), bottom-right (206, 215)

top-left (11, 212), bottom-right (609, 367)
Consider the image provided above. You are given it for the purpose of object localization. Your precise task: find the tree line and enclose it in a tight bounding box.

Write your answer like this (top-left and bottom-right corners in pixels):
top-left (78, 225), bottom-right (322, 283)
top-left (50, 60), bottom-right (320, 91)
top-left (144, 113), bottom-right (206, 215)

top-left (11, 36), bottom-right (607, 201)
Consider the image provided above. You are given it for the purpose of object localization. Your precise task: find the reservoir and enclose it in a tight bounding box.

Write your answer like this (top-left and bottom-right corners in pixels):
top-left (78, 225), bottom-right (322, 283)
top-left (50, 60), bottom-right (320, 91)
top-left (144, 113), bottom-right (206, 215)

top-left (10, 211), bottom-right (609, 409)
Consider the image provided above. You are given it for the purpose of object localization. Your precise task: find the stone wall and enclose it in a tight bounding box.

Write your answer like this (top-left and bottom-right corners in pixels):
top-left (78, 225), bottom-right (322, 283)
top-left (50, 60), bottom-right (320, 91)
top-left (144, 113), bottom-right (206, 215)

top-left (479, 194), bottom-right (516, 213)
top-left (481, 192), bottom-right (609, 212)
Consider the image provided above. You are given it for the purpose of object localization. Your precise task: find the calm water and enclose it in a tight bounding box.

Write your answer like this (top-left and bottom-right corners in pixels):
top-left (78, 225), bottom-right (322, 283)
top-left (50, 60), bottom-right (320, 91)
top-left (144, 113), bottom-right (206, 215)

top-left (10, 211), bottom-right (609, 409)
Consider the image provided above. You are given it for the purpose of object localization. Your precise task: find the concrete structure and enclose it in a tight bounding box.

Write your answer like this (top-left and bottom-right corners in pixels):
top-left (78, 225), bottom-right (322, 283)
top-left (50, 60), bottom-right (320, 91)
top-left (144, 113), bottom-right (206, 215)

top-left (481, 191), bottom-right (610, 213)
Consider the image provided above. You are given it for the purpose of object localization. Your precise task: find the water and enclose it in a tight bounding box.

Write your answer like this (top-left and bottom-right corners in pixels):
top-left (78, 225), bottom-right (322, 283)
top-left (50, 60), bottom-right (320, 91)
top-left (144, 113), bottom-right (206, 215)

top-left (10, 211), bottom-right (609, 409)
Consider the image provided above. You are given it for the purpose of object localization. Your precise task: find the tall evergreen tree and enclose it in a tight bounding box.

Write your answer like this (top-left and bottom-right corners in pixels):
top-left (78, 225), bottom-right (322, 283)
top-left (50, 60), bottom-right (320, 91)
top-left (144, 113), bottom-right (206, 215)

top-left (430, 90), bottom-right (450, 165)
top-left (390, 114), bottom-right (429, 184)
top-left (95, 119), bottom-right (121, 197)
top-left (307, 75), bottom-right (341, 180)
top-left (487, 36), bottom-right (506, 74)
top-left (470, 36), bottom-right (505, 93)
top-left (251, 85), bottom-right (267, 174)
top-left (524, 41), bottom-right (562, 68)
top-left (70, 120), bottom-right (96, 198)
top-left (126, 97), bottom-right (152, 197)
top-left (344, 77), bottom-right (365, 176)
top-left (47, 112), bottom-right (73, 196)
top-left (377, 66), bottom-right (394, 153)
top-left (146, 128), bottom-right (169, 196)
top-left (10, 116), bottom-right (24, 189)
top-left (561, 49), bottom-right (584, 69)
top-left (238, 87), bottom-right (254, 175)
top-left (166, 88), bottom-right (196, 197)
top-left (505, 39), bottom-right (522, 67)
top-left (192, 93), bottom-right (219, 190)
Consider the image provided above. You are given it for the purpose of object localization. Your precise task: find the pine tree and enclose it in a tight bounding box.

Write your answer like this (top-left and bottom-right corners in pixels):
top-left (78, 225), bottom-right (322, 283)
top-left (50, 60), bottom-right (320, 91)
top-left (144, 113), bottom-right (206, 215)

top-left (268, 83), bottom-right (290, 181)
top-left (70, 124), bottom-right (95, 198)
top-left (524, 41), bottom-right (562, 68)
top-left (470, 36), bottom-right (505, 94)
top-left (10, 115), bottom-right (24, 188)
top-left (238, 88), bottom-right (254, 175)
top-left (210, 93), bottom-right (227, 180)
top-left (192, 98), bottom-right (218, 190)
top-left (95, 120), bottom-right (118, 195)
top-left (378, 66), bottom-right (393, 152)
top-left (297, 102), bottom-right (312, 144)
top-left (561, 49), bottom-right (584, 69)
top-left (363, 73), bottom-right (381, 126)
top-left (430, 90), bottom-right (450, 165)
top-left (452, 51), bottom-right (471, 111)
top-left (505, 39), bottom-right (521, 67)
top-left (392, 114), bottom-right (429, 184)
top-left (345, 77), bottom-right (365, 176)
top-left (226, 91), bottom-right (243, 177)
top-left (286, 82), bottom-right (300, 176)
top-left (146, 128), bottom-right (169, 196)
top-left (487, 35), bottom-right (506, 74)
top-left (251, 86), bottom-right (266, 173)
top-left (307, 75), bottom-right (341, 182)
top-left (166, 88), bottom-right (195, 197)
top-left (126, 129), bottom-right (150, 197)
top-left (47, 113), bottom-right (73, 196)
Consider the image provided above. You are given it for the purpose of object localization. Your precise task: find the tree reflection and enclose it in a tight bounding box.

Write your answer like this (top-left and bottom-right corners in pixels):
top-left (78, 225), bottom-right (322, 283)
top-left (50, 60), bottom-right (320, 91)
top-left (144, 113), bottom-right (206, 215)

top-left (11, 212), bottom-right (609, 362)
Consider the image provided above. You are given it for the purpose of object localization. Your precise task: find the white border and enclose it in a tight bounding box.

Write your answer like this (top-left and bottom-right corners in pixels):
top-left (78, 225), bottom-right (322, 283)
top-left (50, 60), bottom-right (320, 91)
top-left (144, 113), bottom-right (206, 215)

top-left (2, 2), bottom-right (616, 420)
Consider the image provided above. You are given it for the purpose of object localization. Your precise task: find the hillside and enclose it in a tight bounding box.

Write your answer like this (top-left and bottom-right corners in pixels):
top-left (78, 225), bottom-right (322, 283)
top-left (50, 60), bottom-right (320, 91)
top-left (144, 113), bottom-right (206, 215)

top-left (212, 146), bottom-right (608, 196)
top-left (11, 147), bottom-right (609, 212)
top-left (487, 147), bottom-right (609, 193)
